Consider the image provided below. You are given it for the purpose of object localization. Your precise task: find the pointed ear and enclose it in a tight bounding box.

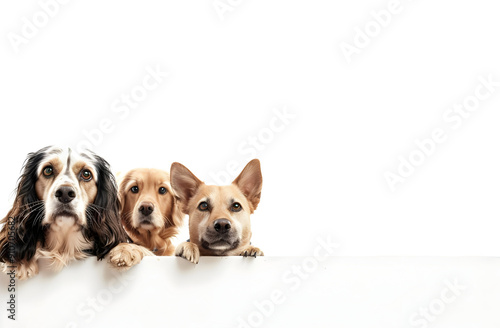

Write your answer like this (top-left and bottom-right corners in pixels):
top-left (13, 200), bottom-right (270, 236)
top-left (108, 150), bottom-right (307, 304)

top-left (233, 159), bottom-right (262, 211)
top-left (170, 162), bottom-right (203, 213)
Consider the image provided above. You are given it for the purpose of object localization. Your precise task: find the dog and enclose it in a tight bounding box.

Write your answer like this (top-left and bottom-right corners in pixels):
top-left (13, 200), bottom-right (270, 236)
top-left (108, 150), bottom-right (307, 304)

top-left (0, 146), bottom-right (152, 280)
top-left (118, 168), bottom-right (183, 256)
top-left (171, 159), bottom-right (264, 264)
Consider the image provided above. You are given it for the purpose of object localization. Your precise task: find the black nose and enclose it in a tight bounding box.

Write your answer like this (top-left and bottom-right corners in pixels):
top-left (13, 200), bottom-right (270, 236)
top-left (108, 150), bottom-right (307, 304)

top-left (139, 202), bottom-right (154, 216)
top-left (55, 186), bottom-right (76, 204)
top-left (214, 219), bottom-right (231, 233)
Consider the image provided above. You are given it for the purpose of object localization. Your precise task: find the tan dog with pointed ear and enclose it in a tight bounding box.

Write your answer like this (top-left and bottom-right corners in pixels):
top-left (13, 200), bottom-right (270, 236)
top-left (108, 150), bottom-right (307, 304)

top-left (171, 159), bottom-right (264, 264)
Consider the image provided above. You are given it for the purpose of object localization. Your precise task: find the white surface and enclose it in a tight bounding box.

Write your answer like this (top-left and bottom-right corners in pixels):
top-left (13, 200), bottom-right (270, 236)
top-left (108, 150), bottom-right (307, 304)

top-left (1, 2), bottom-right (500, 254)
top-left (0, 256), bottom-right (499, 328)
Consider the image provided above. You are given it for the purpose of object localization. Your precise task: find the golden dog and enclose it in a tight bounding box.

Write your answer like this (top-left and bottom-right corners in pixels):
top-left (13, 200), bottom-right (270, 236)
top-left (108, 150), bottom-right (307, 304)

top-left (119, 168), bottom-right (183, 256)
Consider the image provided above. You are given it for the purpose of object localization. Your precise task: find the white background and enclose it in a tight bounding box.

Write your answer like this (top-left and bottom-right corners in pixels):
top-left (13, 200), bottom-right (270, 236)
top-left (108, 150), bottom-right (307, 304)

top-left (1, 0), bottom-right (499, 257)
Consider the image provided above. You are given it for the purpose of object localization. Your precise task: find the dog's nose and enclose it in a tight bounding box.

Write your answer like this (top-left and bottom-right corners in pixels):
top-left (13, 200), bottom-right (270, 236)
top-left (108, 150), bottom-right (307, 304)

top-left (139, 202), bottom-right (154, 216)
top-left (55, 186), bottom-right (76, 204)
top-left (214, 219), bottom-right (231, 233)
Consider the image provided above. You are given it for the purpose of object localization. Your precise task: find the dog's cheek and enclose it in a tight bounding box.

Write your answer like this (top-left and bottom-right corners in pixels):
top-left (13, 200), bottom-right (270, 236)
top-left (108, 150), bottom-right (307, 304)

top-left (130, 209), bottom-right (140, 228)
top-left (189, 212), bottom-right (205, 244)
top-left (122, 195), bottom-right (134, 218)
top-left (234, 213), bottom-right (252, 241)
top-left (83, 181), bottom-right (98, 204)
top-left (35, 177), bottom-right (49, 200)
top-left (153, 212), bottom-right (164, 228)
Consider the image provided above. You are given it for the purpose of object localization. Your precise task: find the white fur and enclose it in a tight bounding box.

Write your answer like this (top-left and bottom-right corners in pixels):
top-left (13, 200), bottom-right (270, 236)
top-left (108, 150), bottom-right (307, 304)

top-left (37, 148), bottom-right (96, 271)
top-left (41, 149), bottom-right (97, 226)
top-left (37, 216), bottom-right (92, 272)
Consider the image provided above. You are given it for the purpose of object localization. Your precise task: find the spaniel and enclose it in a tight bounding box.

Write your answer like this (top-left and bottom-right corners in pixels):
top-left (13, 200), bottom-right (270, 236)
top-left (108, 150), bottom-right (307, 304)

top-left (0, 146), bottom-right (152, 279)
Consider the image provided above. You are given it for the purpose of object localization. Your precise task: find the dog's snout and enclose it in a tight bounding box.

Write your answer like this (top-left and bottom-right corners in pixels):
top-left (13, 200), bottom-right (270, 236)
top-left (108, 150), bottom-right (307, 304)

top-left (55, 186), bottom-right (76, 204)
top-left (139, 202), bottom-right (155, 216)
top-left (213, 219), bottom-right (231, 233)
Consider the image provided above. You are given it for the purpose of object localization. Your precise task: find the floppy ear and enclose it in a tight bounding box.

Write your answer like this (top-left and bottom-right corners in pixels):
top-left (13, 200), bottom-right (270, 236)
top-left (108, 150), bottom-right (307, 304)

top-left (233, 159), bottom-right (263, 212)
top-left (84, 154), bottom-right (128, 260)
top-left (170, 162), bottom-right (203, 214)
top-left (0, 147), bottom-right (50, 264)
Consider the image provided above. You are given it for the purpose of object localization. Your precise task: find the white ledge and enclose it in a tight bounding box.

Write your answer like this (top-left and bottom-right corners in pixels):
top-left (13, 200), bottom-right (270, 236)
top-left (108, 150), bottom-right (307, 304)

top-left (1, 257), bottom-right (499, 328)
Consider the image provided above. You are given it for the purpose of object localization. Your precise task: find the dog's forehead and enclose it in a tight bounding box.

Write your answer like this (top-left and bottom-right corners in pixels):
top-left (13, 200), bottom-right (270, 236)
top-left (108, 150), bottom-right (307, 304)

top-left (146, 169), bottom-right (170, 183)
top-left (198, 185), bottom-right (246, 203)
top-left (38, 147), bottom-right (98, 180)
top-left (128, 169), bottom-right (169, 186)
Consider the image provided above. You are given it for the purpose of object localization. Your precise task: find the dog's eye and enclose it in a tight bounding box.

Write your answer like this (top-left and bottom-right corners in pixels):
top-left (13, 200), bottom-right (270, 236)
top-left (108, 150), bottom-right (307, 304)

top-left (131, 186), bottom-right (139, 193)
top-left (80, 169), bottom-right (92, 181)
top-left (198, 202), bottom-right (209, 211)
top-left (231, 202), bottom-right (242, 212)
top-left (43, 166), bottom-right (53, 177)
top-left (159, 187), bottom-right (167, 195)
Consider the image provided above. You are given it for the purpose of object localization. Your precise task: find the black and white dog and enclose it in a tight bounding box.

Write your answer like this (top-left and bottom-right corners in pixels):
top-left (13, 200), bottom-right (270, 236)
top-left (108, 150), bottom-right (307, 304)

top-left (0, 146), bottom-right (152, 279)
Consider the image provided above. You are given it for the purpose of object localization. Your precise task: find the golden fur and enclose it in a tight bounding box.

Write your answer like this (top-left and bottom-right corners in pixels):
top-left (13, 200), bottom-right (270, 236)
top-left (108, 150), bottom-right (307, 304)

top-left (119, 168), bottom-right (183, 256)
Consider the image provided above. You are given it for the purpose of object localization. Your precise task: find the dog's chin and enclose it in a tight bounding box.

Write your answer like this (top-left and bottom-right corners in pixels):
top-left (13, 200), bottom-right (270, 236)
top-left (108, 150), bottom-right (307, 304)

top-left (134, 217), bottom-right (159, 231)
top-left (201, 238), bottom-right (240, 252)
top-left (138, 222), bottom-right (155, 231)
top-left (46, 207), bottom-right (82, 226)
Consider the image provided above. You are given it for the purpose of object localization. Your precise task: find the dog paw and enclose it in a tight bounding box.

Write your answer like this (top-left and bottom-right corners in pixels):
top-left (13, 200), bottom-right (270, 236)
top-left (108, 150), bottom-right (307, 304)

top-left (15, 262), bottom-right (39, 280)
top-left (109, 243), bottom-right (149, 270)
top-left (240, 246), bottom-right (264, 258)
top-left (175, 242), bottom-right (200, 264)
top-left (0, 262), bottom-right (8, 274)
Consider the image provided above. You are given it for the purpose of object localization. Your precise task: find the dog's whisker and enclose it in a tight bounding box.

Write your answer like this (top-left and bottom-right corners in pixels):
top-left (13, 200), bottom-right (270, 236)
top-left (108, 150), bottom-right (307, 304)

top-left (15, 200), bottom-right (44, 211)
top-left (31, 210), bottom-right (46, 228)
top-left (15, 203), bottom-right (45, 225)
top-left (15, 202), bottom-right (44, 219)
top-left (15, 199), bottom-right (44, 208)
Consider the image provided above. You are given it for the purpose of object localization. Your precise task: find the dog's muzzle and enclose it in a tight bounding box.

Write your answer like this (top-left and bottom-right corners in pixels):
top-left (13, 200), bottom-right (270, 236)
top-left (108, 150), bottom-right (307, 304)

top-left (201, 219), bottom-right (240, 251)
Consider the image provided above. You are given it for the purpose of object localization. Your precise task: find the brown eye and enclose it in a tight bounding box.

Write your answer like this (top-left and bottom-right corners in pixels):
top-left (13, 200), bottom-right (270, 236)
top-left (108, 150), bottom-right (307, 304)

top-left (43, 166), bottom-right (53, 177)
top-left (131, 186), bottom-right (139, 193)
top-left (231, 202), bottom-right (242, 212)
top-left (159, 187), bottom-right (167, 195)
top-left (81, 169), bottom-right (92, 181)
top-left (198, 202), bottom-right (209, 211)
